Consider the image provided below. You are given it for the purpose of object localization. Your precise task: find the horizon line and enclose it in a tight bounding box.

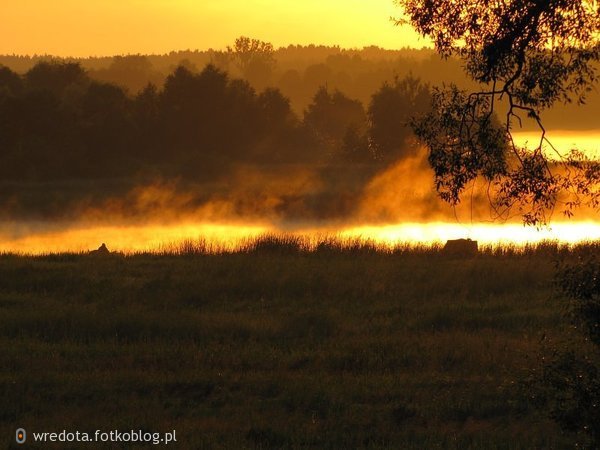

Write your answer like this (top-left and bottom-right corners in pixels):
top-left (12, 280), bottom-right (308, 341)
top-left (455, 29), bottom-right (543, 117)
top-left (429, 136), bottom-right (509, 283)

top-left (0, 44), bottom-right (434, 60)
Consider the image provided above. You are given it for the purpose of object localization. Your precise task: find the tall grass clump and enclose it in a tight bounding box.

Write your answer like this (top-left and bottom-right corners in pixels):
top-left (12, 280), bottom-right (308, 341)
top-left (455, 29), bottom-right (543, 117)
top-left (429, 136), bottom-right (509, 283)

top-left (157, 238), bottom-right (213, 255)
top-left (141, 234), bottom-right (600, 260)
top-left (391, 241), bottom-right (443, 255)
top-left (313, 236), bottom-right (382, 255)
top-left (242, 233), bottom-right (307, 254)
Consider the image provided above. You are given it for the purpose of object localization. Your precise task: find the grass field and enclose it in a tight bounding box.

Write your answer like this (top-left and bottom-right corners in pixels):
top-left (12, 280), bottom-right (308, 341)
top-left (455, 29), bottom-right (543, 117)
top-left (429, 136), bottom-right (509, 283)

top-left (1, 238), bottom-right (592, 449)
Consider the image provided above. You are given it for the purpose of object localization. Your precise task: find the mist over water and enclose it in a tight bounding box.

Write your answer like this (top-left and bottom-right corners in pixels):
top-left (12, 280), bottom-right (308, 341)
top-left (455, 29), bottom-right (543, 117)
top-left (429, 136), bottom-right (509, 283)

top-left (0, 52), bottom-right (598, 253)
top-left (2, 129), bottom-right (600, 254)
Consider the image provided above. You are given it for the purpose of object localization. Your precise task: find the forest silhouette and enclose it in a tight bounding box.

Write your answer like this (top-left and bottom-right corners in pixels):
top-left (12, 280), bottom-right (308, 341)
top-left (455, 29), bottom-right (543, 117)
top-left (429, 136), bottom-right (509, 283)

top-left (0, 42), bottom-right (598, 221)
top-left (0, 47), bottom-right (436, 221)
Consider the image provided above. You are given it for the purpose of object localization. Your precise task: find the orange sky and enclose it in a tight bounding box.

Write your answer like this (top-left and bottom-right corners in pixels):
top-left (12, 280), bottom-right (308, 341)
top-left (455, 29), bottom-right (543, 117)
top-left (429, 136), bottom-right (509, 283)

top-left (1, 0), bottom-right (428, 57)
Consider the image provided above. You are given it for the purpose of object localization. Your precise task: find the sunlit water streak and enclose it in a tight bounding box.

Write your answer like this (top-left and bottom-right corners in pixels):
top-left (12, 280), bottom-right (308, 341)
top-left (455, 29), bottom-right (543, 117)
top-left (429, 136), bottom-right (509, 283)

top-left (340, 222), bottom-right (600, 247)
top-left (0, 222), bottom-right (270, 254)
top-left (1, 221), bottom-right (600, 254)
top-left (513, 130), bottom-right (600, 160)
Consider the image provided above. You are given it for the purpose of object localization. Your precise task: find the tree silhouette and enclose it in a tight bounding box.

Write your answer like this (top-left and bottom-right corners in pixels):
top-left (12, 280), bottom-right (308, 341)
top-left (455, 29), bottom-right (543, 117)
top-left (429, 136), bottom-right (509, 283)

top-left (227, 37), bottom-right (275, 73)
top-left (341, 125), bottom-right (371, 163)
top-left (25, 61), bottom-right (87, 97)
top-left (258, 88), bottom-right (294, 131)
top-left (0, 65), bottom-right (23, 95)
top-left (368, 75), bottom-right (430, 162)
top-left (226, 36), bottom-right (276, 88)
top-left (80, 81), bottom-right (132, 174)
top-left (304, 86), bottom-right (367, 154)
top-left (95, 55), bottom-right (163, 93)
top-left (396, 0), bottom-right (600, 225)
top-left (132, 83), bottom-right (160, 161)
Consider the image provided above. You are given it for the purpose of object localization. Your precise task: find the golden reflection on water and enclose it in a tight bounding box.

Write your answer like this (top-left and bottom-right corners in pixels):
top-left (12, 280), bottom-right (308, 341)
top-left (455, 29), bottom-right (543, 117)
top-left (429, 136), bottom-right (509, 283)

top-left (1, 221), bottom-right (600, 254)
top-left (513, 130), bottom-right (600, 160)
top-left (0, 222), bottom-right (271, 254)
top-left (340, 222), bottom-right (600, 247)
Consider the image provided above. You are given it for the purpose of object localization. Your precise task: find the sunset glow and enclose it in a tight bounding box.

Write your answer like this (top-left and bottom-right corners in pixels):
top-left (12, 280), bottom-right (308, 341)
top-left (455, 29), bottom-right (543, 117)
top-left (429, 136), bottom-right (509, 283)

top-left (1, 0), bottom-right (426, 56)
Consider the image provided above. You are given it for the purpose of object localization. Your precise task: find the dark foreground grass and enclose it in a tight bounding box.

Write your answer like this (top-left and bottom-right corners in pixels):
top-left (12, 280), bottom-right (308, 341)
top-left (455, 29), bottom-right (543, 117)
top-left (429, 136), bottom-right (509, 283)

top-left (0, 242), bottom-right (589, 449)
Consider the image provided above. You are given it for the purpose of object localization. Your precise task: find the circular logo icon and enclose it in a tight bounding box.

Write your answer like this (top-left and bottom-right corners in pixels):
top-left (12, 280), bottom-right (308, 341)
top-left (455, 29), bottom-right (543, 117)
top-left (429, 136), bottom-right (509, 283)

top-left (16, 428), bottom-right (26, 444)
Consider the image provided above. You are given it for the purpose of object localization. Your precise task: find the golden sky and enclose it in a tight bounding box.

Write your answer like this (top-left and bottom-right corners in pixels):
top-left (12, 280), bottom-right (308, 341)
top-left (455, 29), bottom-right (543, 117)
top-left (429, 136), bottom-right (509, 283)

top-left (1, 0), bottom-right (427, 57)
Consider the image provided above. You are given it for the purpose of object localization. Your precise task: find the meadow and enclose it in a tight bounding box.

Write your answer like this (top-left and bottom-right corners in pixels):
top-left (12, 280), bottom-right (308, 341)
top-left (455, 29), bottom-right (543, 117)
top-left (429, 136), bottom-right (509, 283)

top-left (0, 237), bottom-right (593, 449)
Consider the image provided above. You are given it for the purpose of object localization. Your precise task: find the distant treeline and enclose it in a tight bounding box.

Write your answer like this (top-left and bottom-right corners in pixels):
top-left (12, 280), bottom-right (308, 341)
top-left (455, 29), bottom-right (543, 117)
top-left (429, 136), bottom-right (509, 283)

top-left (1, 41), bottom-right (598, 129)
top-left (0, 45), bottom-right (443, 110)
top-left (0, 59), bottom-right (430, 183)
